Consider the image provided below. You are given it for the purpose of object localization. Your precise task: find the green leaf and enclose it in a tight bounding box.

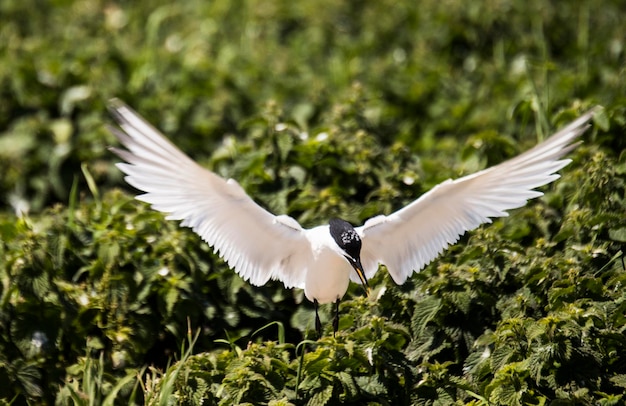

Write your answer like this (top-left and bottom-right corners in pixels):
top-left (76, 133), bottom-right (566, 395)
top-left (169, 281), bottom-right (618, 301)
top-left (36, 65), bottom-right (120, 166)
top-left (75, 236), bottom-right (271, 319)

top-left (610, 374), bottom-right (626, 389)
top-left (306, 385), bottom-right (333, 406)
top-left (609, 228), bottom-right (626, 242)
top-left (410, 296), bottom-right (442, 336)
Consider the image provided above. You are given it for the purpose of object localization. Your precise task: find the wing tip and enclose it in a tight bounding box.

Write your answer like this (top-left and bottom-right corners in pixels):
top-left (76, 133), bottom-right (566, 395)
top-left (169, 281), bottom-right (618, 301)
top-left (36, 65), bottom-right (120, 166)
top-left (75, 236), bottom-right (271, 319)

top-left (107, 97), bottom-right (126, 111)
top-left (106, 98), bottom-right (129, 123)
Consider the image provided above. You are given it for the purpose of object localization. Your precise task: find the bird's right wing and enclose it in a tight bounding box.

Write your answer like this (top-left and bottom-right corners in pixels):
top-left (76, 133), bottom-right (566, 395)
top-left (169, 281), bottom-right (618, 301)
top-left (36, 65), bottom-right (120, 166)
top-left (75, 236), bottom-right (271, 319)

top-left (356, 109), bottom-right (596, 285)
top-left (108, 99), bottom-right (310, 289)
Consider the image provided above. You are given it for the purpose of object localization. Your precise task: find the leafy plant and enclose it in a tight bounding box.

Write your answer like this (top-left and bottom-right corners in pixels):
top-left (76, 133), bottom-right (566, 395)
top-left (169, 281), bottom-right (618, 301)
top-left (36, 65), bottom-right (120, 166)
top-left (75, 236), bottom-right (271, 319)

top-left (1, 0), bottom-right (625, 404)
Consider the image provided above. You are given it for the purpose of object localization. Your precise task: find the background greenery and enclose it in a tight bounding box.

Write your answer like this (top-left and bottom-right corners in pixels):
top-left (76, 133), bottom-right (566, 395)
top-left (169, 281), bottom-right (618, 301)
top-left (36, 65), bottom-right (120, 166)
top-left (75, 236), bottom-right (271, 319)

top-left (1, 0), bottom-right (625, 404)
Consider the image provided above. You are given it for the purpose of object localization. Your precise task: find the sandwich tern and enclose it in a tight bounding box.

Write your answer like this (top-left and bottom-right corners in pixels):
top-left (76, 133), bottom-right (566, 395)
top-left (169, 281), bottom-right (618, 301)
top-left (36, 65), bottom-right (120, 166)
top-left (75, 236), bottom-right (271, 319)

top-left (108, 99), bottom-right (596, 336)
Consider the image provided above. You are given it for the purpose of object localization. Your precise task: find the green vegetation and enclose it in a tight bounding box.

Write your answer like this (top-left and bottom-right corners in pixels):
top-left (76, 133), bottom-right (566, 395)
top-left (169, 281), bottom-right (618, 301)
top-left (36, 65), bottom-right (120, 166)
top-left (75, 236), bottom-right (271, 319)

top-left (1, 0), bottom-right (625, 404)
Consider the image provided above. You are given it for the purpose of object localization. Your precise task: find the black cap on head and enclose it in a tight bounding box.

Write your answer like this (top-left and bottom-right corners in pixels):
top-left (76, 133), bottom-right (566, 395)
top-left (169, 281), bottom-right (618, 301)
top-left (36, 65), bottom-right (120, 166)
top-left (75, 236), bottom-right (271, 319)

top-left (329, 218), bottom-right (361, 260)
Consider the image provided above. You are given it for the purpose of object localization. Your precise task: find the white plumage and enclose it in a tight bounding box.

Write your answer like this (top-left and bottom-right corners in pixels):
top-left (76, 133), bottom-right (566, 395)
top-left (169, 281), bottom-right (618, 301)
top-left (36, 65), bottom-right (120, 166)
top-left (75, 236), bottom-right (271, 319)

top-left (108, 99), bottom-right (595, 332)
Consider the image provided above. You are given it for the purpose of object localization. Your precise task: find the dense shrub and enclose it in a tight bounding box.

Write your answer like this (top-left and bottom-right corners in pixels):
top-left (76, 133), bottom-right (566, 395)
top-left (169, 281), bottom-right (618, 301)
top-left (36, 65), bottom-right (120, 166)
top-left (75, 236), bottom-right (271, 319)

top-left (1, 0), bottom-right (625, 404)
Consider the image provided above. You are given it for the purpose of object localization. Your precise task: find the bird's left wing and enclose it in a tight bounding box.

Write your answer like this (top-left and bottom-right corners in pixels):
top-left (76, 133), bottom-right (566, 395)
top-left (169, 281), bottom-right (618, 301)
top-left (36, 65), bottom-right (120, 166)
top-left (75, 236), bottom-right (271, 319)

top-left (356, 109), bottom-right (596, 285)
top-left (107, 99), bottom-right (309, 289)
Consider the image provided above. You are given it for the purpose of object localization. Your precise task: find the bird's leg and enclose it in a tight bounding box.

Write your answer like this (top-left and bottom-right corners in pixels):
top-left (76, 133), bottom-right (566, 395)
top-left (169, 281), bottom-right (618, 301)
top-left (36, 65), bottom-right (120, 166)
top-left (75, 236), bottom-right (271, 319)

top-left (314, 299), bottom-right (322, 338)
top-left (332, 298), bottom-right (340, 337)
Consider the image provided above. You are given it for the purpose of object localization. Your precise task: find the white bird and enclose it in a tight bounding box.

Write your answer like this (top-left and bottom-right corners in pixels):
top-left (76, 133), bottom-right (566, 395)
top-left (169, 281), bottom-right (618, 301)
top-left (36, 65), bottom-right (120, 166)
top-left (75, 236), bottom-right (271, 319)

top-left (108, 99), bottom-right (596, 336)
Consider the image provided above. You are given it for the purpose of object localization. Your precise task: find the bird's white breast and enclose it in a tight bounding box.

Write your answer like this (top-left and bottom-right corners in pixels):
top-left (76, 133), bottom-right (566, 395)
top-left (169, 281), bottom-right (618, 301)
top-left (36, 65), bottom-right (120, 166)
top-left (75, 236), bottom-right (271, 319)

top-left (303, 226), bottom-right (353, 304)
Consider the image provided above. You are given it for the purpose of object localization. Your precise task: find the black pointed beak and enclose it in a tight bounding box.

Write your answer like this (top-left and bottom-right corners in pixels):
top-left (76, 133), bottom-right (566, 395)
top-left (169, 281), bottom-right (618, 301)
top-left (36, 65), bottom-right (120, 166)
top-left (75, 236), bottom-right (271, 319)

top-left (348, 257), bottom-right (370, 297)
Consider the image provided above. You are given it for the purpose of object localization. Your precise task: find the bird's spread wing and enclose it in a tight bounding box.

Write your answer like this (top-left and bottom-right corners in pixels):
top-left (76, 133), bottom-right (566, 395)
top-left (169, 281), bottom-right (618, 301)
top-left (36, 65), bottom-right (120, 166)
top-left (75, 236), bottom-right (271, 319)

top-left (356, 109), bottom-right (597, 285)
top-left (108, 99), bottom-right (309, 288)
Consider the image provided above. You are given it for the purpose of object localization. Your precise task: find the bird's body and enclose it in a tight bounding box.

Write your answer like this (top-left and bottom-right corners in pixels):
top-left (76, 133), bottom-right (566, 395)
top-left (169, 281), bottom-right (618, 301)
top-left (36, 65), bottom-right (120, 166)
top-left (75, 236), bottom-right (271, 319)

top-left (108, 99), bottom-right (597, 335)
top-left (304, 226), bottom-right (353, 304)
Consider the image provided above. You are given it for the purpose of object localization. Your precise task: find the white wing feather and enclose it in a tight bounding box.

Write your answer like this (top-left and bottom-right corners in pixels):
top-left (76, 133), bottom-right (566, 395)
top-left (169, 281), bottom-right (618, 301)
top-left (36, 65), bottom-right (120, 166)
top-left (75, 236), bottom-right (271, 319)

top-left (108, 99), bottom-right (309, 288)
top-left (356, 109), bottom-right (596, 285)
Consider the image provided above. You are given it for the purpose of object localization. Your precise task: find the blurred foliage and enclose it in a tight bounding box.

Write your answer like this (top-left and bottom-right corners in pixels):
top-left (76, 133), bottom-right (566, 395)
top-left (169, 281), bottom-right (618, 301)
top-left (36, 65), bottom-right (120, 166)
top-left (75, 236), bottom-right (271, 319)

top-left (1, 0), bottom-right (625, 404)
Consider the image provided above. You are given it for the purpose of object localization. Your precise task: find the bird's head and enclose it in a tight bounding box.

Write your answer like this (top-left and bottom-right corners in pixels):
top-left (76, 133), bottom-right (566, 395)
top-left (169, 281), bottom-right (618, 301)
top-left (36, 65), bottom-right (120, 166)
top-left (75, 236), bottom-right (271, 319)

top-left (329, 218), bottom-right (370, 296)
